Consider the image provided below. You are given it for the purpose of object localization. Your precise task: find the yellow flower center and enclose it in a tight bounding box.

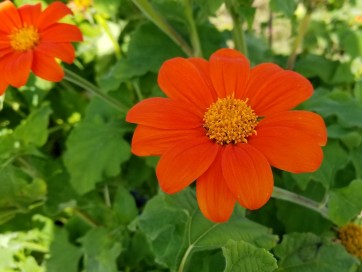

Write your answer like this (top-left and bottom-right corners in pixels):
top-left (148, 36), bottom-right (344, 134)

top-left (10, 26), bottom-right (39, 52)
top-left (203, 97), bottom-right (258, 145)
top-left (339, 223), bottom-right (362, 259)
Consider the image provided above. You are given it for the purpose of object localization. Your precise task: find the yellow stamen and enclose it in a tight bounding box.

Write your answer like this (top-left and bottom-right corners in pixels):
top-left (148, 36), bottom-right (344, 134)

top-left (10, 26), bottom-right (39, 52)
top-left (339, 223), bottom-right (362, 259)
top-left (203, 96), bottom-right (258, 145)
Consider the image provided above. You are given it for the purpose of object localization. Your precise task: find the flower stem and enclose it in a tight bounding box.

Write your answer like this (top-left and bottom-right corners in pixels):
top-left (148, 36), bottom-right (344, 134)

top-left (178, 245), bottom-right (194, 272)
top-left (73, 208), bottom-right (99, 228)
top-left (131, 0), bottom-right (193, 57)
top-left (272, 186), bottom-right (329, 219)
top-left (94, 13), bottom-right (122, 59)
top-left (286, 11), bottom-right (311, 70)
top-left (226, 0), bottom-right (248, 57)
top-left (183, 0), bottom-right (203, 57)
top-left (63, 68), bottom-right (128, 113)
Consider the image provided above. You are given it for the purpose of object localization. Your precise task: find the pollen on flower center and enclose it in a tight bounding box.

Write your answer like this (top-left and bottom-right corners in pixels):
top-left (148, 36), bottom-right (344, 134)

top-left (203, 96), bottom-right (258, 145)
top-left (10, 26), bottom-right (39, 52)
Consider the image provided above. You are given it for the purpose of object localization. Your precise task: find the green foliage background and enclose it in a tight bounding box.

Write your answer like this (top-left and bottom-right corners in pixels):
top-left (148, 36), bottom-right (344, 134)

top-left (0, 0), bottom-right (362, 271)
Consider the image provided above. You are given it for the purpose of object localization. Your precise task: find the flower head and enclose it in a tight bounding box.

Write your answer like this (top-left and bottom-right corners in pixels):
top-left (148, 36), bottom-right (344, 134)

top-left (126, 48), bottom-right (327, 222)
top-left (339, 223), bottom-right (362, 259)
top-left (0, 1), bottom-right (83, 95)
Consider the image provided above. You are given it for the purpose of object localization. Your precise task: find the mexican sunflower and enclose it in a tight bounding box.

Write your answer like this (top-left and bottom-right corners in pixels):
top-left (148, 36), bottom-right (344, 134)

top-left (126, 48), bottom-right (327, 223)
top-left (0, 1), bottom-right (83, 95)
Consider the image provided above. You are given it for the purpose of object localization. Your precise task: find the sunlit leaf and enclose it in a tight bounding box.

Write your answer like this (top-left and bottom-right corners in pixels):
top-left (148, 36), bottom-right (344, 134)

top-left (328, 179), bottom-right (362, 226)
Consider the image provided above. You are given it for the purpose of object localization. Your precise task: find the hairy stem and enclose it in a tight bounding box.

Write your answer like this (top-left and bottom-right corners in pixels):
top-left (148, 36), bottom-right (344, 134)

top-left (73, 208), bottom-right (99, 228)
top-left (226, 0), bottom-right (248, 57)
top-left (63, 68), bottom-right (128, 113)
top-left (272, 186), bottom-right (329, 219)
top-left (286, 11), bottom-right (311, 70)
top-left (132, 0), bottom-right (193, 57)
top-left (183, 0), bottom-right (203, 57)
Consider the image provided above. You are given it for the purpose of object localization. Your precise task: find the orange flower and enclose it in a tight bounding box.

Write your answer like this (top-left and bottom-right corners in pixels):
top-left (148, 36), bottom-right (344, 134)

top-left (126, 49), bottom-right (327, 223)
top-left (0, 1), bottom-right (83, 95)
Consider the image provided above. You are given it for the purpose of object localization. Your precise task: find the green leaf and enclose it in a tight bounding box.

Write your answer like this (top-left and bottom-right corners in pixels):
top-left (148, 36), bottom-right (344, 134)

top-left (351, 145), bottom-right (362, 179)
top-left (46, 228), bottom-right (82, 272)
top-left (13, 103), bottom-right (52, 147)
top-left (328, 179), bottom-right (362, 226)
top-left (98, 23), bottom-right (184, 91)
top-left (112, 186), bottom-right (138, 224)
top-left (44, 167), bottom-right (78, 216)
top-left (270, 0), bottom-right (298, 17)
top-left (195, 0), bottom-right (224, 22)
top-left (0, 165), bottom-right (46, 224)
top-left (80, 227), bottom-right (122, 272)
top-left (304, 90), bottom-right (362, 128)
top-left (187, 249), bottom-right (225, 272)
top-left (64, 119), bottom-right (130, 194)
top-left (338, 28), bottom-right (362, 58)
top-left (236, 0), bottom-right (256, 30)
top-left (223, 240), bottom-right (277, 272)
top-left (295, 55), bottom-right (337, 83)
top-left (138, 189), bottom-right (278, 271)
top-left (331, 62), bottom-right (355, 85)
top-left (274, 233), bottom-right (359, 272)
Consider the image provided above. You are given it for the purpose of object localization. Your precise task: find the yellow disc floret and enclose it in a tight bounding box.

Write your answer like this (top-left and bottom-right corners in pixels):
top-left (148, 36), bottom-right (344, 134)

top-left (339, 223), bottom-right (362, 259)
top-left (10, 26), bottom-right (39, 52)
top-left (203, 96), bottom-right (258, 145)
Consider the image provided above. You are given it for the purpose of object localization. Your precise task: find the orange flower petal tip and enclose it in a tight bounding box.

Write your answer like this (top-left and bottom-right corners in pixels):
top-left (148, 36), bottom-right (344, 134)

top-left (126, 48), bottom-right (327, 222)
top-left (0, 1), bottom-right (83, 94)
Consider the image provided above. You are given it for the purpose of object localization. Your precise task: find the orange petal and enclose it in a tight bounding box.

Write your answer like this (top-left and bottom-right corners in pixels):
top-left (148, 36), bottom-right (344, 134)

top-left (259, 110), bottom-right (327, 146)
top-left (0, 1), bottom-right (21, 34)
top-left (222, 144), bottom-right (273, 210)
top-left (0, 41), bottom-right (12, 58)
top-left (243, 63), bottom-right (282, 100)
top-left (156, 136), bottom-right (219, 194)
top-left (196, 151), bottom-right (236, 222)
top-left (36, 42), bottom-right (75, 63)
top-left (131, 125), bottom-right (205, 156)
top-left (18, 3), bottom-right (41, 27)
top-left (245, 66), bottom-right (313, 116)
top-left (0, 80), bottom-right (8, 95)
top-left (0, 58), bottom-right (9, 94)
top-left (32, 50), bottom-right (64, 82)
top-left (209, 48), bottom-right (250, 99)
top-left (158, 57), bottom-right (215, 115)
top-left (188, 57), bottom-right (217, 100)
top-left (248, 125), bottom-right (323, 173)
top-left (5, 51), bottom-right (32, 88)
top-left (40, 23), bottom-right (83, 43)
top-left (126, 97), bottom-right (203, 129)
top-left (37, 2), bottom-right (72, 30)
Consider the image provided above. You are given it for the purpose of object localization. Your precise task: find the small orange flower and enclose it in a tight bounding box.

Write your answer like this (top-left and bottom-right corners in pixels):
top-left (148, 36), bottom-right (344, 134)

top-left (126, 49), bottom-right (327, 223)
top-left (0, 1), bottom-right (83, 95)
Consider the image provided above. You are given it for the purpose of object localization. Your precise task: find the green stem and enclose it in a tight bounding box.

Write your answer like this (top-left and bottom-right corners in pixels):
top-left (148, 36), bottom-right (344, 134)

top-left (131, 0), bottom-right (193, 57)
top-left (226, 0), bottom-right (248, 57)
top-left (103, 185), bottom-right (112, 207)
top-left (286, 11), bottom-right (311, 70)
top-left (132, 80), bottom-right (144, 101)
top-left (272, 186), bottom-right (329, 219)
top-left (183, 0), bottom-right (203, 57)
top-left (94, 13), bottom-right (122, 59)
top-left (178, 245), bottom-right (194, 272)
top-left (73, 208), bottom-right (99, 228)
top-left (63, 68), bottom-right (128, 113)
